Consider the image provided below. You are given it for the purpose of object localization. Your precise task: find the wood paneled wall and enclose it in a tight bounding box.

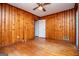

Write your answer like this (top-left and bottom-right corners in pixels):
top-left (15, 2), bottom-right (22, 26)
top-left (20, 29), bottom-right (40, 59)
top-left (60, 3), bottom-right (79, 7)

top-left (0, 3), bottom-right (38, 47)
top-left (42, 8), bottom-right (76, 44)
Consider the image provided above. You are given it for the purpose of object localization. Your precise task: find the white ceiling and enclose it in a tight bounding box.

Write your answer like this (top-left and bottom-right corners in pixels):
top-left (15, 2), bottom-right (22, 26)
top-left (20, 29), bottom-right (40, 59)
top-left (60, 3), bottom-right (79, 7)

top-left (9, 3), bottom-right (75, 17)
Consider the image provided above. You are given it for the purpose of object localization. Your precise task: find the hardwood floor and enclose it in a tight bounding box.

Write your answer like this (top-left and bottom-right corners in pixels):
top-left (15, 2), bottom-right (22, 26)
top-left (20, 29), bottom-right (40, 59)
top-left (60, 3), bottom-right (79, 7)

top-left (0, 37), bottom-right (79, 56)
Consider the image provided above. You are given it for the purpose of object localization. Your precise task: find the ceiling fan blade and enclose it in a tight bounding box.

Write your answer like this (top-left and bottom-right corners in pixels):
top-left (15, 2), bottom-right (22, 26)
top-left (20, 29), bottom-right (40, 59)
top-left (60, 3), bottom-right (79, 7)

top-left (37, 3), bottom-right (41, 6)
top-left (43, 3), bottom-right (51, 6)
top-left (42, 7), bottom-right (46, 12)
top-left (33, 6), bottom-right (39, 10)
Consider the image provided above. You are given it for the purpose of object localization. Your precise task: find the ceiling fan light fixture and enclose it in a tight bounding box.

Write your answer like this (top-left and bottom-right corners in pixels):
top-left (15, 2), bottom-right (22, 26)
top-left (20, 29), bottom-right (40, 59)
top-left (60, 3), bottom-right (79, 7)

top-left (38, 6), bottom-right (43, 10)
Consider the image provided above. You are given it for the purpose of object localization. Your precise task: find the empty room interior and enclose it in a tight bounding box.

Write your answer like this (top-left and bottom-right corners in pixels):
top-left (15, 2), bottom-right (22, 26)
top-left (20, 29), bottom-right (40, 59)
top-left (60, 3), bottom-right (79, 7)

top-left (0, 3), bottom-right (79, 56)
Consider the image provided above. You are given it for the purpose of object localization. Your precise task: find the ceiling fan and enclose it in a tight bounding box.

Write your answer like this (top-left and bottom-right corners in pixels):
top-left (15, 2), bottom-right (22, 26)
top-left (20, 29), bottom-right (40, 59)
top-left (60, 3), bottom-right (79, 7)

top-left (33, 3), bottom-right (51, 12)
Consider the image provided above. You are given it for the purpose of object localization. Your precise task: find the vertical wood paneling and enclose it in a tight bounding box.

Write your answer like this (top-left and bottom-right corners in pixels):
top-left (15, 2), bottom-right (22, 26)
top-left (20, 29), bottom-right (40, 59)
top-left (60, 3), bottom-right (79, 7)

top-left (0, 4), bottom-right (2, 46)
top-left (9, 5), bottom-right (12, 44)
top-left (0, 3), bottom-right (38, 47)
top-left (11, 6), bottom-right (15, 43)
top-left (69, 9), bottom-right (73, 43)
top-left (43, 8), bottom-right (76, 44)
top-left (19, 10), bottom-right (24, 42)
top-left (2, 4), bottom-right (5, 46)
top-left (72, 9), bottom-right (76, 44)
top-left (5, 4), bottom-right (8, 45)
top-left (51, 15), bottom-right (55, 39)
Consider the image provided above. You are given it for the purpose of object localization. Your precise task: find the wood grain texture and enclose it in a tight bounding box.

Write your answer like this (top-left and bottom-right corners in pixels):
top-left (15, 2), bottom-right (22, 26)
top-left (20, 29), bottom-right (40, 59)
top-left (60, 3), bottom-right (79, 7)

top-left (0, 3), bottom-right (38, 47)
top-left (42, 9), bottom-right (76, 44)
top-left (1, 37), bottom-right (79, 56)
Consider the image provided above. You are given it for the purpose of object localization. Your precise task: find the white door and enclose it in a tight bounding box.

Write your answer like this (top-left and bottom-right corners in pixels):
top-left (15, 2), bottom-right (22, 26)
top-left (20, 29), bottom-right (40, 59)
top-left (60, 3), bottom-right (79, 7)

top-left (35, 21), bottom-right (39, 37)
top-left (38, 20), bottom-right (46, 38)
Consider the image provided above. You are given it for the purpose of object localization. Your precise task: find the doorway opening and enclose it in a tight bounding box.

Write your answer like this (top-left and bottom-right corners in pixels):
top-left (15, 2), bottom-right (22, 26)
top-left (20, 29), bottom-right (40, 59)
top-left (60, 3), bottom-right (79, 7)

top-left (35, 20), bottom-right (46, 39)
